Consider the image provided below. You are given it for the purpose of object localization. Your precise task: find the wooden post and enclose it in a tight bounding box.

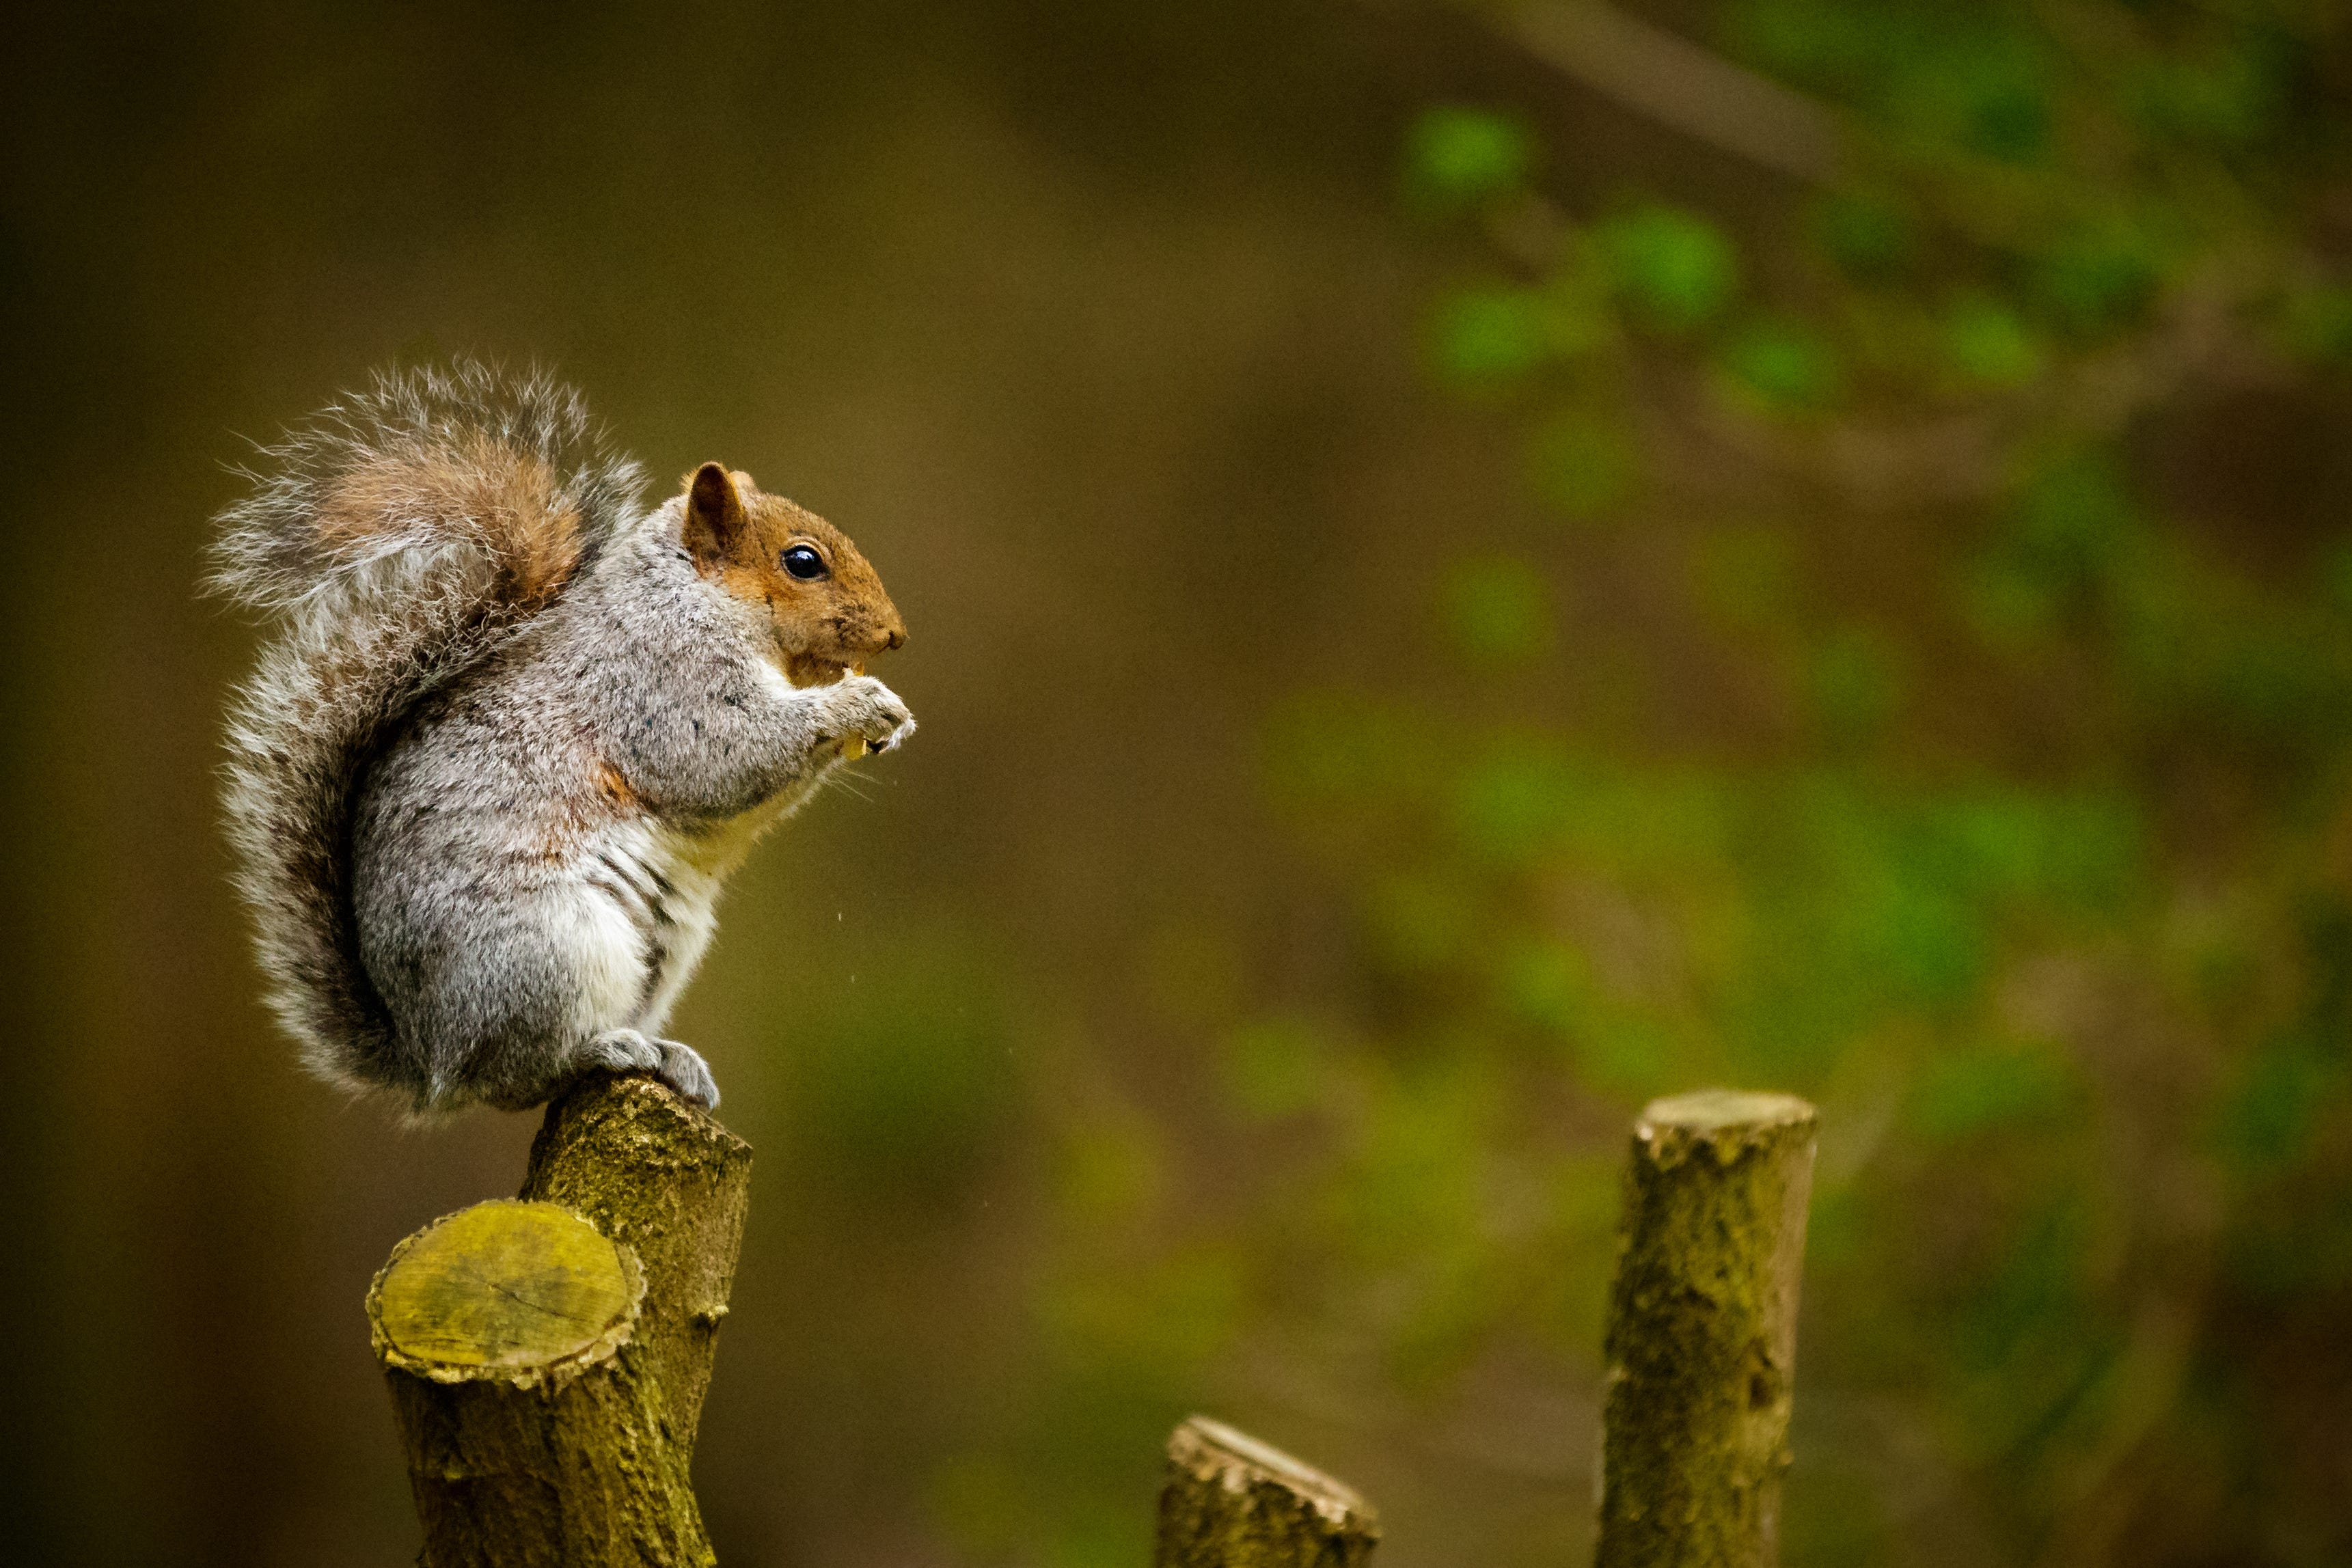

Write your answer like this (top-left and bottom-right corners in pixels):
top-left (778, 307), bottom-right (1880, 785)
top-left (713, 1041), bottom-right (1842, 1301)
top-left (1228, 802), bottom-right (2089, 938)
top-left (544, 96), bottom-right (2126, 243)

top-left (1156, 1415), bottom-right (1380, 1567)
top-left (367, 1072), bottom-right (754, 1567)
top-left (1595, 1090), bottom-right (1817, 1568)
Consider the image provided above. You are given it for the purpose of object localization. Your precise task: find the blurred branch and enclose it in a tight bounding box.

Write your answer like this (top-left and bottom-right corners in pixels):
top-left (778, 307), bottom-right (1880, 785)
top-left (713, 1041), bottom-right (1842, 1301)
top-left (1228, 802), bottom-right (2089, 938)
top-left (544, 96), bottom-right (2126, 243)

top-left (1479, 1), bottom-right (1845, 183)
top-left (1706, 261), bottom-right (2282, 509)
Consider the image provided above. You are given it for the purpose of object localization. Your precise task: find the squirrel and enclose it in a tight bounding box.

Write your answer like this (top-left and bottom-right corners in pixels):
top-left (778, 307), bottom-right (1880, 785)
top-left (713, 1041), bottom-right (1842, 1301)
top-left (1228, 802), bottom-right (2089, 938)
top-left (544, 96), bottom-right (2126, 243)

top-left (211, 362), bottom-right (914, 1115)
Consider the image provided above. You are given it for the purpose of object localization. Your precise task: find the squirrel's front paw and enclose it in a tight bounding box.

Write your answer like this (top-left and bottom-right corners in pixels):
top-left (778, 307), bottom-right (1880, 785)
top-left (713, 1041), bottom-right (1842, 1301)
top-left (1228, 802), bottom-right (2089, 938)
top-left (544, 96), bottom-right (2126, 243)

top-left (817, 674), bottom-right (916, 759)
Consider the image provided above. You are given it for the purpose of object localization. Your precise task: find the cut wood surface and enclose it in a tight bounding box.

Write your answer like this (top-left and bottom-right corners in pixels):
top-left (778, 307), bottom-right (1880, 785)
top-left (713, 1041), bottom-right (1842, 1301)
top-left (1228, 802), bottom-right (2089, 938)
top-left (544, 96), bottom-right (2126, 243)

top-left (1156, 1415), bottom-right (1380, 1568)
top-left (373, 1200), bottom-right (640, 1372)
top-left (368, 1071), bottom-right (753, 1568)
top-left (1596, 1089), bottom-right (1818, 1568)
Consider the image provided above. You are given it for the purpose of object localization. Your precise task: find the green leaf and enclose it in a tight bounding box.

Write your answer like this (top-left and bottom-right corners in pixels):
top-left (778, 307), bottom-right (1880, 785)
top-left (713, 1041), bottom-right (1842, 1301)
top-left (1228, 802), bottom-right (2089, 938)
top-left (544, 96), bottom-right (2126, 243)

top-left (2217, 1040), bottom-right (2340, 1170)
top-left (2034, 219), bottom-right (2165, 338)
top-left (1598, 205), bottom-right (1739, 333)
top-left (1430, 285), bottom-right (1552, 385)
top-left (1498, 939), bottom-right (1594, 1039)
top-left (1960, 71), bottom-right (2050, 163)
top-left (1449, 736), bottom-right (1579, 864)
top-left (2013, 453), bottom-right (2139, 578)
top-left (1403, 106), bottom-right (1536, 210)
top-left (1944, 297), bottom-right (2042, 387)
top-left (1722, 319), bottom-right (1844, 411)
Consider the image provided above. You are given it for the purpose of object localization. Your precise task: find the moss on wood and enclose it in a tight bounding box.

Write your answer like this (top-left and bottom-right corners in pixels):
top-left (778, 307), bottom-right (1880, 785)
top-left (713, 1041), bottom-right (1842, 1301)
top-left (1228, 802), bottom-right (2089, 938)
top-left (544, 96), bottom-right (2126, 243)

top-left (1155, 1415), bottom-right (1380, 1568)
top-left (368, 1071), bottom-right (753, 1567)
top-left (1595, 1090), bottom-right (1817, 1568)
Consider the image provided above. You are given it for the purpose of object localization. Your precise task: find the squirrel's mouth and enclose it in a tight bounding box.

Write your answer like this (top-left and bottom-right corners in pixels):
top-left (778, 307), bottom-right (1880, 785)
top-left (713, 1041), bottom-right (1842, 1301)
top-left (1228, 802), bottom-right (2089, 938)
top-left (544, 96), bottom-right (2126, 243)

top-left (780, 657), bottom-right (877, 758)
top-left (782, 654), bottom-right (868, 688)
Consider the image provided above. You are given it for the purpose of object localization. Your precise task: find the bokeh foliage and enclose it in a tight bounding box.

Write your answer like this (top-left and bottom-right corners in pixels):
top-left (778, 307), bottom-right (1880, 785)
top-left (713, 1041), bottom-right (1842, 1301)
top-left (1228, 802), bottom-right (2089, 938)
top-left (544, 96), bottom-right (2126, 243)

top-left (918, 5), bottom-right (2352, 1564)
top-left (12, 3), bottom-right (2352, 1564)
top-left (1177, 1), bottom-right (2352, 1562)
top-left (939, 3), bottom-right (2352, 1565)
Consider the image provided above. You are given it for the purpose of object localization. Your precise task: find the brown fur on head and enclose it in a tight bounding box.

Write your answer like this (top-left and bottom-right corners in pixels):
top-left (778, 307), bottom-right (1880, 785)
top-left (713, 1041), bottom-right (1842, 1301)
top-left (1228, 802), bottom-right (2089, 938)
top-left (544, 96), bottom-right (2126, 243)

top-left (681, 461), bottom-right (907, 685)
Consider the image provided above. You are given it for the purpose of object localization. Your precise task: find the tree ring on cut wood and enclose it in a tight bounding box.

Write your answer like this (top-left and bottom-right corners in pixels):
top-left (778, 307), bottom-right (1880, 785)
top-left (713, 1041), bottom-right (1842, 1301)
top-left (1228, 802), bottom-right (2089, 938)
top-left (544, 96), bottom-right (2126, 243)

top-left (1636, 1089), bottom-right (1816, 1166)
top-left (368, 1198), bottom-right (644, 1388)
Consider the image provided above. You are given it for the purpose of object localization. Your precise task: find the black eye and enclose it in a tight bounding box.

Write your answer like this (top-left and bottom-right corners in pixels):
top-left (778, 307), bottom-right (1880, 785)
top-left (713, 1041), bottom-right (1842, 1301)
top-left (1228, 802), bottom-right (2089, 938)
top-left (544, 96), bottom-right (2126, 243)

top-left (780, 545), bottom-right (828, 581)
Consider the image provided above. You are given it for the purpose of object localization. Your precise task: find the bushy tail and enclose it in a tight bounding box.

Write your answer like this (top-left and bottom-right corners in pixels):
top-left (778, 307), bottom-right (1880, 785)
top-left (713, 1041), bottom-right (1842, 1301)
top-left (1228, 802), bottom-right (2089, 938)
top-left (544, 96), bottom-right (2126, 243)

top-left (211, 362), bottom-right (644, 1089)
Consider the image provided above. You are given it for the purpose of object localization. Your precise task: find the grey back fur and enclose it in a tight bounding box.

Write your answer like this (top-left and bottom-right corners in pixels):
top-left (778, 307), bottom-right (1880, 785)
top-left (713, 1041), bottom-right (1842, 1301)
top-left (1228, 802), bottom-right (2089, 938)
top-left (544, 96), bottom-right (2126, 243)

top-left (210, 363), bottom-right (645, 1092)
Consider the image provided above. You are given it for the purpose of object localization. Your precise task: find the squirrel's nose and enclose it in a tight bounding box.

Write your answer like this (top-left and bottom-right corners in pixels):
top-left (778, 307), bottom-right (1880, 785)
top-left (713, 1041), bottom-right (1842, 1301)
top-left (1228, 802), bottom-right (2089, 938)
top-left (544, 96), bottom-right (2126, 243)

top-left (884, 627), bottom-right (905, 651)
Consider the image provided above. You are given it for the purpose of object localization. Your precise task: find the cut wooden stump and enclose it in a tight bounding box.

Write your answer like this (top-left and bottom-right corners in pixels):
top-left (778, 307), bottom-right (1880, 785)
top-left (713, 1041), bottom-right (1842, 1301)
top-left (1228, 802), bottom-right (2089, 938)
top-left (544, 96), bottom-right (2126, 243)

top-left (368, 1071), bottom-right (753, 1568)
top-left (1595, 1089), bottom-right (1818, 1568)
top-left (1156, 1415), bottom-right (1380, 1567)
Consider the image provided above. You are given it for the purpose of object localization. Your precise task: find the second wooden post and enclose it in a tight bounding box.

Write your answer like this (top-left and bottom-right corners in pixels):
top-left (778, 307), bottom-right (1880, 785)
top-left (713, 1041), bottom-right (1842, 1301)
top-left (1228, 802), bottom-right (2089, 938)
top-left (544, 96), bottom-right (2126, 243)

top-left (1595, 1090), bottom-right (1818, 1568)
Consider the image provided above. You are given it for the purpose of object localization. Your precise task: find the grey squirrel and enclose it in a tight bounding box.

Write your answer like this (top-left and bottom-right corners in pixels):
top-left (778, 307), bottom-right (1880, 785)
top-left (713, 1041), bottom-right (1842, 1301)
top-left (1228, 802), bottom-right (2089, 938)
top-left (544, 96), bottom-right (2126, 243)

top-left (212, 363), bottom-right (914, 1114)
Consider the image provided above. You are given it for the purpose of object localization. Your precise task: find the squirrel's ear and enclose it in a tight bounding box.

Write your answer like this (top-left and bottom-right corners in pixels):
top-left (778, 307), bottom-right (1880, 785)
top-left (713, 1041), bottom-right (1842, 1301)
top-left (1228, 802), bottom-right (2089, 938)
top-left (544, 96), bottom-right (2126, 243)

top-left (683, 462), bottom-right (748, 568)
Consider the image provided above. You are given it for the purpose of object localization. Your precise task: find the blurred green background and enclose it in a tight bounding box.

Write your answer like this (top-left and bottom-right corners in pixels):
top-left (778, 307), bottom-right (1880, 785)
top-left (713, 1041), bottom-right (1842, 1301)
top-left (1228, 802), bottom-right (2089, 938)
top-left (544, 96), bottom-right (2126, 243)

top-left (5, 1), bottom-right (2351, 1563)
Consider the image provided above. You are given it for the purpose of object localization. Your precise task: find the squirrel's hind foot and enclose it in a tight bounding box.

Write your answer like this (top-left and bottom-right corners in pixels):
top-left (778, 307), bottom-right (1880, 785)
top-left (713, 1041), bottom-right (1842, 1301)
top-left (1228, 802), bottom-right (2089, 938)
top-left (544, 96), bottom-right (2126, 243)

top-left (582, 1028), bottom-right (720, 1109)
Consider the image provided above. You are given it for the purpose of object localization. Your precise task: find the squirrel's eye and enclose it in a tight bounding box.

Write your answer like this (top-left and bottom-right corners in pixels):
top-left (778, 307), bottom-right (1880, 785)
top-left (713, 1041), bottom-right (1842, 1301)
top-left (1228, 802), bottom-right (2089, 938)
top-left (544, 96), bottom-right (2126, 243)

top-left (780, 545), bottom-right (828, 581)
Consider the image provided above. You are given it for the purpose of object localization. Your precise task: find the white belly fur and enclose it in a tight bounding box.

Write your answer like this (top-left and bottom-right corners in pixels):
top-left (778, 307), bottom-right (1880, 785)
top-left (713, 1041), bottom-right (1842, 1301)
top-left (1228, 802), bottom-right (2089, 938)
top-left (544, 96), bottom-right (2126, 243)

top-left (567, 771), bottom-right (830, 1040)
